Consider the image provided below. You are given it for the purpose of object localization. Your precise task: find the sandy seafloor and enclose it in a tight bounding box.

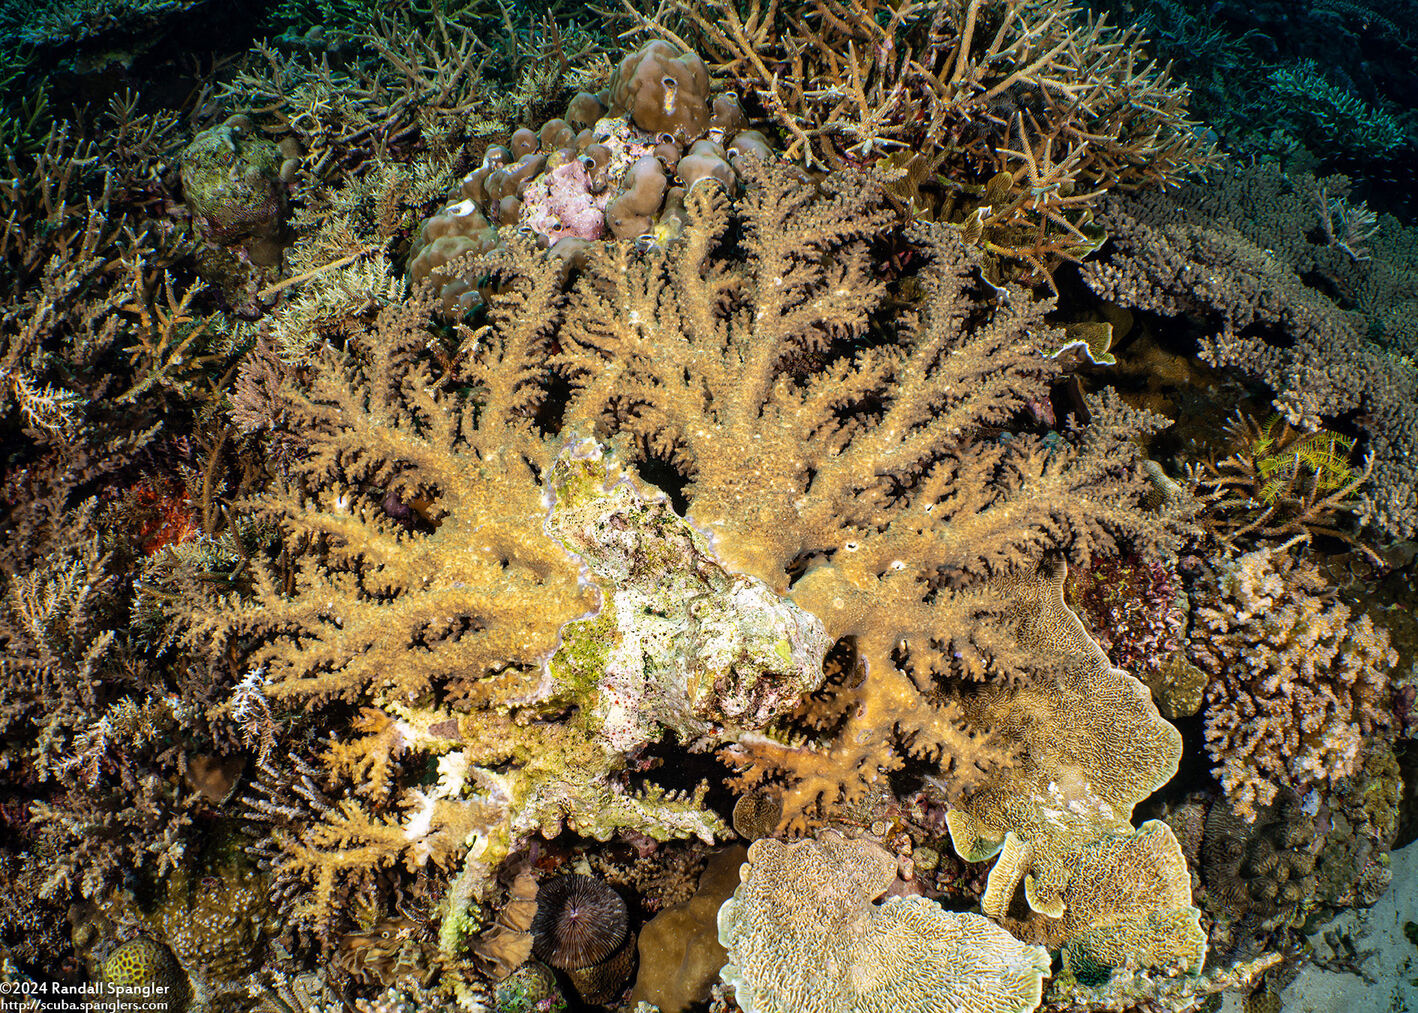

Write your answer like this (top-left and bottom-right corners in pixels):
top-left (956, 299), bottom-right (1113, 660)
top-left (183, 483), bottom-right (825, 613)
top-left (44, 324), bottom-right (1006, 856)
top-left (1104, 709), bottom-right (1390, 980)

top-left (1219, 840), bottom-right (1418, 1013)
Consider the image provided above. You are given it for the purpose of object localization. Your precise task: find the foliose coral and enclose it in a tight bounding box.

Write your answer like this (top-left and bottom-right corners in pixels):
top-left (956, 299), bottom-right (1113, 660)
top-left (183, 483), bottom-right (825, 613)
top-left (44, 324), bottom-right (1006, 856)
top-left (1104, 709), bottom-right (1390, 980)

top-left (717, 830), bottom-right (1052, 1013)
top-left (942, 563), bottom-right (1184, 929)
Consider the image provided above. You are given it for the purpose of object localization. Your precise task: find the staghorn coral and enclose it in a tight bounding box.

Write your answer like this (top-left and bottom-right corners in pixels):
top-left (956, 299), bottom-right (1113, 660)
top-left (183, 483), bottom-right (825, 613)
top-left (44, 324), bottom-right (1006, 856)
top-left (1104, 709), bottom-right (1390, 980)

top-left (717, 830), bottom-right (1051, 1013)
top-left (214, 9), bottom-right (497, 186)
top-left (1082, 164), bottom-right (1418, 537)
top-left (620, 0), bottom-right (1215, 277)
top-left (1190, 549), bottom-right (1395, 820)
top-left (185, 305), bottom-right (825, 943)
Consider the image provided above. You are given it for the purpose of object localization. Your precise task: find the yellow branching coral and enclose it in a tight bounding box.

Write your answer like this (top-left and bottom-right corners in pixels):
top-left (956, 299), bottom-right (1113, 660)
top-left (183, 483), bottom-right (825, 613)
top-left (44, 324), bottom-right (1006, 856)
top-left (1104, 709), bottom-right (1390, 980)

top-left (191, 160), bottom-right (1181, 955)
top-left (558, 161), bottom-right (1179, 829)
top-left (718, 831), bottom-right (1051, 1013)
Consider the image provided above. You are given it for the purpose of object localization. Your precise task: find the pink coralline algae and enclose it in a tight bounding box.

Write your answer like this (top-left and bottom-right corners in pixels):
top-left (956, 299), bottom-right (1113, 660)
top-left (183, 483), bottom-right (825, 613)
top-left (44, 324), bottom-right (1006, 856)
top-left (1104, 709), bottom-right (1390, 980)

top-left (1064, 553), bottom-right (1183, 679)
top-left (520, 160), bottom-right (612, 242)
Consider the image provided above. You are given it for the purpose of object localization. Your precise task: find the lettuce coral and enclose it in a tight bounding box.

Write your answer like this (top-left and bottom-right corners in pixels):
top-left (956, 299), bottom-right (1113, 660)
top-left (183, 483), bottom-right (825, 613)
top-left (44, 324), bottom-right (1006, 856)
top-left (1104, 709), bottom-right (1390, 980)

top-left (717, 831), bottom-right (1051, 1013)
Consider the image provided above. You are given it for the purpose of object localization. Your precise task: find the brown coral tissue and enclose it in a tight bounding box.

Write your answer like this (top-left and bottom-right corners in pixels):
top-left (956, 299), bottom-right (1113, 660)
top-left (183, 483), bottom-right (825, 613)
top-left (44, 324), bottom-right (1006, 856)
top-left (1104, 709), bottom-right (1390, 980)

top-left (1191, 548), bottom-right (1396, 819)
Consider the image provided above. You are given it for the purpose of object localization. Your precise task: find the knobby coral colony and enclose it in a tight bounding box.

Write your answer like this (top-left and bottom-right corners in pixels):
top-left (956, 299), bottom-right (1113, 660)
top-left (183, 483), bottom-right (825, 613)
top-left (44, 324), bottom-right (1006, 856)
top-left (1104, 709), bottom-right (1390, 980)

top-left (0, 1), bottom-right (1413, 1012)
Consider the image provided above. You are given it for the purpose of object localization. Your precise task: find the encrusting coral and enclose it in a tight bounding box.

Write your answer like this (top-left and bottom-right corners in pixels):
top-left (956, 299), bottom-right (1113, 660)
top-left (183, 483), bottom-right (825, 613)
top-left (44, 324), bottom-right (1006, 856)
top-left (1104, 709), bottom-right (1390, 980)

top-left (1190, 548), bottom-right (1395, 820)
top-left (630, 844), bottom-right (746, 1013)
top-left (717, 830), bottom-right (1052, 1013)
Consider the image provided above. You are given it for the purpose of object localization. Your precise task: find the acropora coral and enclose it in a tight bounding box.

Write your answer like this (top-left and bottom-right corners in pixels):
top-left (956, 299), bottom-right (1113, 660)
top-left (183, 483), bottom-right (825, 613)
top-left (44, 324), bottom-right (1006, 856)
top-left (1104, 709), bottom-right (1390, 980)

top-left (4, 3), bottom-right (1416, 1012)
top-left (1191, 548), bottom-right (1396, 819)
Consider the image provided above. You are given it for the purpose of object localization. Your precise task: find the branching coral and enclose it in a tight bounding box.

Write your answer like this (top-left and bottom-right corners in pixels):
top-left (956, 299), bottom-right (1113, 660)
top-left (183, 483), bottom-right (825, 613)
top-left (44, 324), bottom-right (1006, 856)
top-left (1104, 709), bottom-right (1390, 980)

top-left (185, 158), bottom-right (1182, 982)
top-left (1190, 548), bottom-right (1395, 819)
top-left (1082, 165), bottom-right (1418, 537)
top-left (619, 0), bottom-right (1215, 276)
top-left (556, 162), bottom-right (1180, 831)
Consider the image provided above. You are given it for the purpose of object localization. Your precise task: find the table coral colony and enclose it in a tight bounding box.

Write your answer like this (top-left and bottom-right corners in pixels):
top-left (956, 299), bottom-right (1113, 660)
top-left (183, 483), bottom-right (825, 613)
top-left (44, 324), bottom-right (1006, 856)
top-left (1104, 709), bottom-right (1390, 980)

top-left (1, 2), bottom-right (1412, 1013)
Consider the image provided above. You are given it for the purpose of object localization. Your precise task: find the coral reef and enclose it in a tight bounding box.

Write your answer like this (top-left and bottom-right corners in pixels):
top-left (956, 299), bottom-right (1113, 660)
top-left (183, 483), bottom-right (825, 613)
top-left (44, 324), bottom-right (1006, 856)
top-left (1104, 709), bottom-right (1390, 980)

top-left (1082, 163), bottom-right (1418, 537)
top-left (1190, 548), bottom-right (1396, 819)
top-left (622, 0), bottom-right (1216, 276)
top-left (6, 2), bottom-right (1417, 1011)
